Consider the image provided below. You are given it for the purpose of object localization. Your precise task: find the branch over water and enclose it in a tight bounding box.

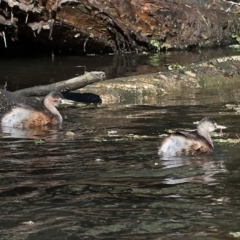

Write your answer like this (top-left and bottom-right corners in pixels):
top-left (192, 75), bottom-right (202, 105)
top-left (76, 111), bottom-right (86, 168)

top-left (14, 71), bottom-right (106, 97)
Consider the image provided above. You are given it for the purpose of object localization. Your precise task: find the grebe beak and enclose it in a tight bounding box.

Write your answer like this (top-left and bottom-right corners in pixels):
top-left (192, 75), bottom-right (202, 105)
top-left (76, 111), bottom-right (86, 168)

top-left (60, 99), bottom-right (75, 105)
top-left (216, 124), bottom-right (226, 137)
top-left (216, 125), bottom-right (227, 129)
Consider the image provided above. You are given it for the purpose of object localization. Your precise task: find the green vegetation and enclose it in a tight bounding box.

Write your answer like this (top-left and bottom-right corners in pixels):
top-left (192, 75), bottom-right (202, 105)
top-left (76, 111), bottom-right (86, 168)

top-left (34, 139), bottom-right (46, 145)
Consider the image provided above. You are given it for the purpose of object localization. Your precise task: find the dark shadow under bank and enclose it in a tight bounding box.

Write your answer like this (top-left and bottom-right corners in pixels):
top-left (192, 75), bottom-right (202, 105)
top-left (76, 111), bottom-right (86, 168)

top-left (0, 36), bottom-right (114, 57)
top-left (0, 35), bottom-right (53, 58)
top-left (0, 30), bottom-right (236, 59)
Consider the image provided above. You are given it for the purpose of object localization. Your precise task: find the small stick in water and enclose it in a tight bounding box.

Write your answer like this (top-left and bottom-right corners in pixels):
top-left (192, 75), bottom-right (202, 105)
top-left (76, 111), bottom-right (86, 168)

top-left (2, 31), bottom-right (7, 48)
top-left (25, 13), bottom-right (29, 24)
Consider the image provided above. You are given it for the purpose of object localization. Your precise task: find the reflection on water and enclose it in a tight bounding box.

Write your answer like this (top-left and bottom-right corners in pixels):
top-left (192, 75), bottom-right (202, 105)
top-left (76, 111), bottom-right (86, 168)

top-left (0, 103), bottom-right (239, 239)
top-left (161, 157), bottom-right (228, 185)
top-left (0, 125), bottom-right (62, 139)
top-left (0, 48), bottom-right (239, 91)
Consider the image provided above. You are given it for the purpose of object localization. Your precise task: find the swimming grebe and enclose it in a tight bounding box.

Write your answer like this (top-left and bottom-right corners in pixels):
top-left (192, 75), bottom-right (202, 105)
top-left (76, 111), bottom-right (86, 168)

top-left (0, 89), bottom-right (73, 128)
top-left (158, 117), bottom-right (226, 157)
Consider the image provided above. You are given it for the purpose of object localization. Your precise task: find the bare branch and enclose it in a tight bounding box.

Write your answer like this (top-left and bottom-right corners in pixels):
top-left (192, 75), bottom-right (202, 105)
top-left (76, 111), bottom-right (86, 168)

top-left (14, 71), bottom-right (105, 97)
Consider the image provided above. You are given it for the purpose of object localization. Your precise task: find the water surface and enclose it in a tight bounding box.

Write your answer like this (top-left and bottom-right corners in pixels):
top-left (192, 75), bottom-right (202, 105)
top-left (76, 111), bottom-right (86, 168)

top-left (0, 50), bottom-right (240, 239)
top-left (0, 102), bottom-right (239, 240)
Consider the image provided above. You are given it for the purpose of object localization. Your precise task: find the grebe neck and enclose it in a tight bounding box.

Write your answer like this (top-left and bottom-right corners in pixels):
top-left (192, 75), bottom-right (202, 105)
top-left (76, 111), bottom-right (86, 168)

top-left (197, 128), bottom-right (213, 148)
top-left (43, 97), bottom-right (62, 122)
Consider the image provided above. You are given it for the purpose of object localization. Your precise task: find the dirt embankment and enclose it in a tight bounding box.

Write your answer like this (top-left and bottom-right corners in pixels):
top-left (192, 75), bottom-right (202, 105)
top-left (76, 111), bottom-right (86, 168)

top-left (0, 0), bottom-right (239, 54)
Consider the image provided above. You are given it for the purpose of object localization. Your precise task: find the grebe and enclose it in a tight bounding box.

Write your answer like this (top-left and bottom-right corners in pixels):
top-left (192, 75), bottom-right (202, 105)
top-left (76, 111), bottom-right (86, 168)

top-left (158, 117), bottom-right (226, 157)
top-left (0, 89), bottom-right (73, 128)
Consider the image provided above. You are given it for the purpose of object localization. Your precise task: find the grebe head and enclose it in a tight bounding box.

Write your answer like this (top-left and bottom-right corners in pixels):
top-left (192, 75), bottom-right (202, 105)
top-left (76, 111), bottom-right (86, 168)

top-left (197, 117), bottom-right (226, 133)
top-left (44, 92), bottom-right (74, 107)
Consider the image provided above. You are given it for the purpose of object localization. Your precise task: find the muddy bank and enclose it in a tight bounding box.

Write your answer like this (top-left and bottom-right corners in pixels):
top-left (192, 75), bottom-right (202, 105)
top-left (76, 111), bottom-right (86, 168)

top-left (80, 55), bottom-right (240, 105)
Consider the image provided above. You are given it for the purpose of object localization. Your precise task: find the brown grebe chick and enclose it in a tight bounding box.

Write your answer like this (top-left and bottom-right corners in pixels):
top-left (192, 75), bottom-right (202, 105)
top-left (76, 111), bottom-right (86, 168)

top-left (0, 90), bottom-right (73, 128)
top-left (158, 117), bottom-right (226, 157)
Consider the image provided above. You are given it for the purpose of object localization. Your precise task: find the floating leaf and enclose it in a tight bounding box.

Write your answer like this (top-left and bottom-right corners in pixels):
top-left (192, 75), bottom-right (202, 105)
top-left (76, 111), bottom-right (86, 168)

top-left (34, 139), bottom-right (45, 145)
top-left (229, 232), bottom-right (240, 237)
top-left (23, 221), bottom-right (34, 225)
top-left (65, 131), bottom-right (75, 136)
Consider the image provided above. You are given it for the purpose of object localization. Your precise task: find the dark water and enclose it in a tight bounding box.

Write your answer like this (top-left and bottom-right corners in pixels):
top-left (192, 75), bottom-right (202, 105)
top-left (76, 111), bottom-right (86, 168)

top-left (0, 104), bottom-right (239, 240)
top-left (0, 50), bottom-right (240, 239)
top-left (0, 47), bottom-right (238, 91)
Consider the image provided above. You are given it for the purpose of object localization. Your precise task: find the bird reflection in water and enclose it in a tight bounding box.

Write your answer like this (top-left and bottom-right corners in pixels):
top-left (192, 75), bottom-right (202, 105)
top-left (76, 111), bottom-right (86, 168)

top-left (160, 156), bottom-right (228, 185)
